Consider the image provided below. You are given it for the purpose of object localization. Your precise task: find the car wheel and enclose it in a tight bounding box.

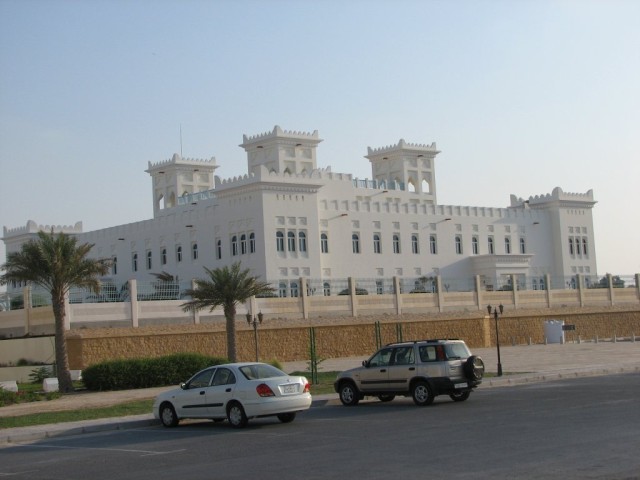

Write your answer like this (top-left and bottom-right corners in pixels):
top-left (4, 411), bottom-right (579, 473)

top-left (449, 391), bottom-right (471, 402)
top-left (377, 394), bottom-right (395, 402)
top-left (277, 412), bottom-right (297, 423)
top-left (411, 381), bottom-right (434, 406)
top-left (159, 402), bottom-right (179, 428)
top-left (339, 382), bottom-right (360, 406)
top-left (464, 355), bottom-right (485, 381)
top-left (227, 402), bottom-right (248, 428)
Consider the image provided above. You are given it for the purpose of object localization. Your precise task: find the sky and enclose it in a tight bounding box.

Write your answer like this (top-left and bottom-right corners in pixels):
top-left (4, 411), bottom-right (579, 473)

top-left (1, 0), bottom-right (639, 280)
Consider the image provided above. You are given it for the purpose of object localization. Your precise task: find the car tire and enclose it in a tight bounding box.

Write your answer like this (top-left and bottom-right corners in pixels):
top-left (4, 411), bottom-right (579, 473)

top-left (277, 412), bottom-right (297, 423)
top-left (464, 355), bottom-right (485, 381)
top-left (339, 382), bottom-right (360, 406)
top-left (227, 402), bottom-right (248, 428)
top-left (449, 391), bottom-right (471, 402)
top-left (159, 402), bottom-right (179, 428)
top-left (377, 394), bottom-right (395, 402)
top-left (411, 381), bottom-right (434, 406)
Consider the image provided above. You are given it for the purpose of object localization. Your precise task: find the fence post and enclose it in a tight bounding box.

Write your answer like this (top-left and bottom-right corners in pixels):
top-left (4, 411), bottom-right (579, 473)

top-left (545, 274), bottom-right (552, 308)
top-left (436, 275), bottom-right (445, 312)
top-left (309, 327), bottom-right (318, 385)
top-left (577, 274), bottom-right (585, 307)
top-left (192, 279), bottom-right (200, 324)
top-left (300, 277), bottom-right (309, 320)
top-left (129, 279), bottom-right (139, 328)
top-left (607, 273), bottom-right (614, 306)
top-left (24, 286), bottom-right (32, 335)
top-left (393, 276), bottom-right (402, 315)
top-left (348, 277), bottom-right (357, 317)
top-left (511, 274), bottom-right (518, 310)
top-left (475, 275), bottom-right (483, 311)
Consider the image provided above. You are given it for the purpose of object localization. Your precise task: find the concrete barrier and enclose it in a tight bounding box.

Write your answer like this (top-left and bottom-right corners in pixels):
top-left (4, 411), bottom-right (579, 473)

top-left (43, 378), bottom-right (59, 392)
top-left (0, 380), bottom-right (18, 392)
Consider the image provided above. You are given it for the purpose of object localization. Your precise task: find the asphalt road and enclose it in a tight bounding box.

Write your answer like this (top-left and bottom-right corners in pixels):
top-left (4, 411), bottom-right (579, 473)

top-left (1, 374), bottom-right (639, 480)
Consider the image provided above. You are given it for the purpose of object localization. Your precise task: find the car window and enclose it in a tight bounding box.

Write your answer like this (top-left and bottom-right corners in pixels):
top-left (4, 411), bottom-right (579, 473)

top-left (392, 346), bottom-right (414, 365)
top-left (212, 367), bottom-right (236, 386)
top-left (419, 346), bottom-right (437, 362)
top-left (188, 369), bottom-right (215, 388)
top-left (369, 348), bottom-right (393, 367)
top-left (444, 343), bottom-right (471, 359)
top-left (239, 364), bottom-right (287, 380)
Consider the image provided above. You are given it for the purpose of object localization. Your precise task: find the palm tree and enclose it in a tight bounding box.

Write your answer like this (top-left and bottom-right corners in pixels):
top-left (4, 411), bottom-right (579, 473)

top-left (182, 262), bottom-right (275, 362)
top-left (0, 230), bottom-right (110, 393)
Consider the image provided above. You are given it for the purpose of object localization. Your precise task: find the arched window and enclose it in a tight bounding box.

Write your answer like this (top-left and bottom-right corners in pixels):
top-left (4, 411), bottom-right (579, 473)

top-left (376, 280), bottom-right (384, 294)
top-left (276, 231), bottom-right (285, 252)
top-left (532, 278), bottom-right (538, 290)
top-left (176, 246), bottom-right (183, 263)
top-left (232, 236), bottom-right (238, 256)
top-left (290, 281), bottom-right (299, 297)
top-left (373, 234), bottom-right (381, 254)
top-left (472, 236), bottom-right (479, 255)
top-left (352, 233), bottom-right (360, 254)
top-left (249, 233), bottom-right (255, 253)
top-left (393, 234), bottom-right (400, 254)
top-left (278, 282), bottom-right (287, 297)
top-left (132, 253), bottom-right (138, 272)
top-left (488, 237), bottom-right (494, 255)
top-left (539, 277), bottom-right (546, 290)
top-left (575, 237), bottom-right (581, 255)
top-left (192, 243), bottom-right (198, 260)
top-left (411, 234), bottom-right (419, 254)
top-left (240, 234), bottom-right (247, 255)
top-left (504, 237), bottom-right (511, 254)
top-left (569, 238), bottom-right (574, 255)
top-left (582, 238), bottom-right (588, 256)
top-left (323, 282), bottom-right (331, 296)
top-left (321, 233), bottom-right (329, 253)
top-left (455, 235), bottom-right (463, 255)
top-left (112, 257), bottom-right (118, 275)
top-left (287, 231), bottom-right (296, 251)
top-left (520, 238), bottom-right (526, 254)
top-left (146, 251), bottom-right (152, 269)
top-left (298, 231), bottom-right (307, 252)
top-left (429, 235), bottom-right (437, 255)
top-left (161, 248), bottom-right (167, 265)
top-left (216, 239), bottom-right (222, 259)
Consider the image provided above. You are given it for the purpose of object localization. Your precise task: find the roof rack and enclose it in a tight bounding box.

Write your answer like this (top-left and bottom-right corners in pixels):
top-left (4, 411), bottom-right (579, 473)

top-left (385, 339), bottom-right (461, 346)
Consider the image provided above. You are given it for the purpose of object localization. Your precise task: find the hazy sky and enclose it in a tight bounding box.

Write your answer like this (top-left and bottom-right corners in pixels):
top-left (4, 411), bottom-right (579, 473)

top-left (1, 0), bottom-right (638, 278)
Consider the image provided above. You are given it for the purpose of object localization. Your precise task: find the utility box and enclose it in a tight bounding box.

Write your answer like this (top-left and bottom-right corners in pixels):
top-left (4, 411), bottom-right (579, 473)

top-left (544, 320), bottom-right (565, 344)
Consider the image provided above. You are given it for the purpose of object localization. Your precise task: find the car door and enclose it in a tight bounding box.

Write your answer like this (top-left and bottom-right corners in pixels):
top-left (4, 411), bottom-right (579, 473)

top-left (205, 367), bottom-right (237, 418)
top-left (358, 347), bottom-right (393, 392)
top-left (175, 368), bottom-right (216, 418)
top-left (387, 346), bottom-right (416, 391)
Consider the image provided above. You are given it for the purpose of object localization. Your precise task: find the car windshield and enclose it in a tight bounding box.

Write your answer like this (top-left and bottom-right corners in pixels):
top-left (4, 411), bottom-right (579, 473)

top-left (444, 343), bottom-right (471, 359)
top-left (239, 364), bottom-right (287, 380)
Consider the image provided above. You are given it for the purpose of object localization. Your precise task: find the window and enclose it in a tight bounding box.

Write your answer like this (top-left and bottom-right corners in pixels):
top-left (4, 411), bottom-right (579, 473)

top-left (290, 281), bottom-right (299, 297)
top-left (298, 231), bottom-right (307, 252)
top-left (376, 280), bottom-right (384, 294)
top-left (575, 237), bottom-right (581, 255)
top-left (192, 243), bottom-right (198, 260)
top-left (429, 235), bottom-right (437, 255)
top-left (161, 248), bottom-right (167, 265)
top-left (146, 251), bottom-right (152, 269)
top-left (393, 234), bottom-right (400, 254)
top-left (582, 238), bottom-right (588, 256)
top-left (532, 279), bottom-right (538, 290)
top-left (504, 237), bottom-right (511, 254)
top-left (240, 234), bottom-right (247, 255)
top-left (373, 234), bottom-right (381, 254)
top-left (539, 277), bottom-right (546, 290)
top-left (320, 233), bottom-right (328, 253)
top-left (232, 236), bottom-right (238, 256)
top-left (520, 238), bottom-right (526, 254)
top-left (472, 236), bottom-right (479, 255)
top-left (455, 235), bottom-right (463, 255)
top-left (276, 231), bottom-right (285, 252)
top-left (132, 253), bottom-right (138, 272)
top-left (249, 233), bottom-right (255, 253)
top-left (411, 234), bottom-right (419, 254)
top-left (212, 368), bottom-right (236, 386)
top-left (323, 282), bottom-right (331, 296)
top-left (278, 282), bottom-right (287, 297)
top-left (569, 238), bottom-right (574, 255)
top-left (488, 237), bottom-right (494, 255)
top-left (287, 231), bottom-right (296, 252)
top-left (352, 233), bottom-right (360, 254)
top-left (176, 246), bottom-right (183, 263)
top-left (216, 239), bottom-right (222, 260)
top-left (112, 257), bottom-right (117, 275)
top-left (188, 369), bottom-right (214, 389)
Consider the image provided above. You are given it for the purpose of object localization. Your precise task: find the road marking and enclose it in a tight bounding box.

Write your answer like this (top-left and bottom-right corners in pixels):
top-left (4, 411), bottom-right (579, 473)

top-left (0, 471), bottom-right (40, 477)
top-left (12, 443), bottom-right (186, 456)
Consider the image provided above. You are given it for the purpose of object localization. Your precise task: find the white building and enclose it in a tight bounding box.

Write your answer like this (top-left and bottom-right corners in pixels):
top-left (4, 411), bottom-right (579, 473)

top-left (3, 125), bottom-right (598, 296)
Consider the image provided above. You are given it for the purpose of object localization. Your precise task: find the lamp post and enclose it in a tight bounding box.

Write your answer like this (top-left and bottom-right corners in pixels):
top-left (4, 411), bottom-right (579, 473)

top-left (246, 311), bottom-right (264, 362)
top-left (487, 304), bottom-right (504, 376)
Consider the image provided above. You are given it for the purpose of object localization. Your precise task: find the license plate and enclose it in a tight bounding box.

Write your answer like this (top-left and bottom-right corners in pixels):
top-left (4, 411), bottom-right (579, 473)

top-left (282, 384), bottom-right (298, 394)
top-left (455, 383), bottom-right (468, 389)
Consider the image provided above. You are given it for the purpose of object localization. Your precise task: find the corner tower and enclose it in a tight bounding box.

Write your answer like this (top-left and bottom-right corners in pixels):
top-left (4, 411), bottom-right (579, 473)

top-left (366, 139), bottom-right (440, 203)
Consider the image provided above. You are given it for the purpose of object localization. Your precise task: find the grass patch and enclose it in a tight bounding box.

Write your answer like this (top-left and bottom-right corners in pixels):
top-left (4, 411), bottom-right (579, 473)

top-left (0, 399), bottom-right (153, 429)
top-left (292, 371), bottom-right (337, 395)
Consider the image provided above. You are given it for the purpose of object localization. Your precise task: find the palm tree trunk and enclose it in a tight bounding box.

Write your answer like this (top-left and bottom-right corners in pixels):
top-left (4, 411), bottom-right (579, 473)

top-left (52, 294), bottom-right (73, 393)
top-left (224, 302), bottom-right (237, 362)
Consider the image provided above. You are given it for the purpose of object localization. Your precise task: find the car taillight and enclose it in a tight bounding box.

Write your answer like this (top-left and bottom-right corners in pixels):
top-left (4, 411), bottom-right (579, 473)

top-left (256, 383), bottom-right (275, 397)
top-left (303, 382), bottom-right (310, 393)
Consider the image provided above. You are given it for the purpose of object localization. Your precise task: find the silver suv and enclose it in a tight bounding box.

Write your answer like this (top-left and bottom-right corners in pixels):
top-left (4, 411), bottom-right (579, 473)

top-left (334, 339), bottom-right (484, 406)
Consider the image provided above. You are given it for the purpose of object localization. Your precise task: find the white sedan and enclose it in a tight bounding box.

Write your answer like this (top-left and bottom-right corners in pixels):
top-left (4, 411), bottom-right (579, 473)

top-left (153, 362), bottom-right (312, 428)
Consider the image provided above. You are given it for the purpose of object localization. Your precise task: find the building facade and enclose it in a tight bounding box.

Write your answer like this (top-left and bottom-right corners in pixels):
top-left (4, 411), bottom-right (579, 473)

top-left (3, 126), bottom-right (598, 296)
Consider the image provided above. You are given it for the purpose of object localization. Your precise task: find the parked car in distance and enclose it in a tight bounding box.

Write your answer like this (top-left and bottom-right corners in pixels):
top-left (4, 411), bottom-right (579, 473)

top-left (153, 362), bottom-right (312, 428)
top-left (334, 339), bottom-right (484, 406)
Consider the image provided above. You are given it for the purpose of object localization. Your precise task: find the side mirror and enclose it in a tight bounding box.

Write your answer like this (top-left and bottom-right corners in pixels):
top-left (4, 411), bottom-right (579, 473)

top-left (180, 382), bottom-right (187, 390)
top-left (362, 360), bottom-right (370, 368)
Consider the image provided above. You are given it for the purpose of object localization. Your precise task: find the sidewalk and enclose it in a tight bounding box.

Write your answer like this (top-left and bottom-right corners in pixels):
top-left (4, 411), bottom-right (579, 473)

top-left (1, 341), bottom-right (638, 445)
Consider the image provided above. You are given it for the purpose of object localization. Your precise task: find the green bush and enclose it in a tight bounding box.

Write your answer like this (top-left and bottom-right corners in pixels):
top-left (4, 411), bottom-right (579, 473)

top-left (82, 353), bottom-right (227, 391)
top-left (29, 366), bottom-right (54, 384)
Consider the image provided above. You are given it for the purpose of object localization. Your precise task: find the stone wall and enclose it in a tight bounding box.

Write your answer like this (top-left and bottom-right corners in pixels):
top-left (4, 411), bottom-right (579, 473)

top-left (66, 306), bottom-right (640, 369)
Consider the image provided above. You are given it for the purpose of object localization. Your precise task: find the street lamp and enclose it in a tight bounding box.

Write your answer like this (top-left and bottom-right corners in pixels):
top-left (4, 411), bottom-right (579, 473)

top-left (246, 311), bottom-right (264, 362)
top-left (486, 304), bottom-right (504, 376)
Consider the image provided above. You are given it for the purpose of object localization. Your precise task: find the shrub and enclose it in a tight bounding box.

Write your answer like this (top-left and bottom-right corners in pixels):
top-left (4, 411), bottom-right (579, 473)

top-left (82, 353), bottom-right (227, 391)
top-left (29, 366), bottom-right (54, 384)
